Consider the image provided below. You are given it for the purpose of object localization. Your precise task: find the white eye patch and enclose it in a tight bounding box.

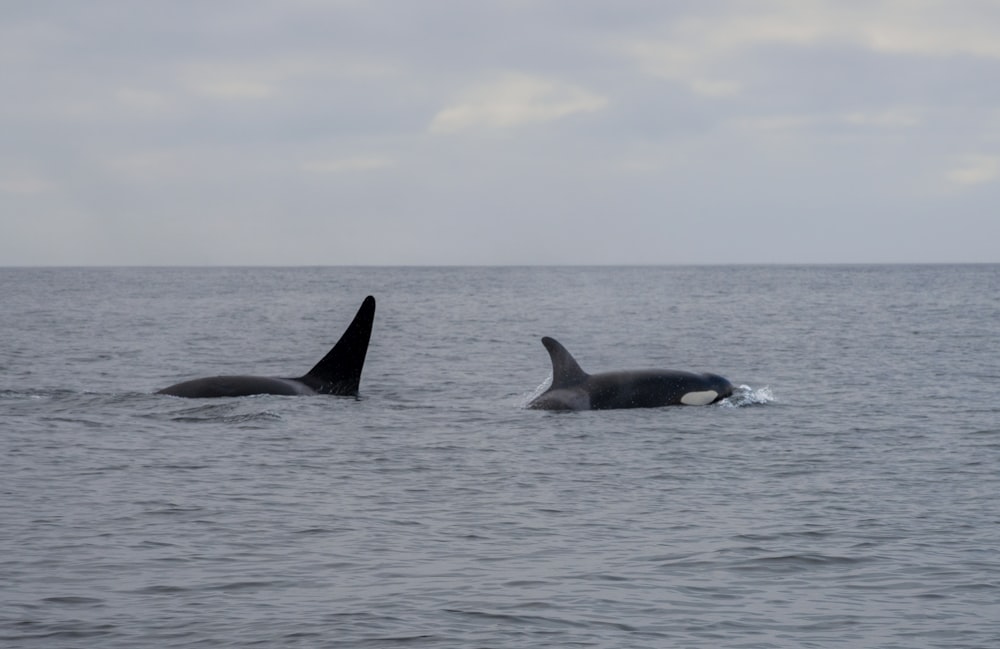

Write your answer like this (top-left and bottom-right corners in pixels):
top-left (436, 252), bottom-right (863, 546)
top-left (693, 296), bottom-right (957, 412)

top-left (680, 390), bottom-right (719, 406)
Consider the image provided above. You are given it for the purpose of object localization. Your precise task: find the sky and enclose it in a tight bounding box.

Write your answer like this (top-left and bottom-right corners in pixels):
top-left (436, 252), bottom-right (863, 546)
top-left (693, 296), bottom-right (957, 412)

top-left (2, 0), bottom-right (999, 265)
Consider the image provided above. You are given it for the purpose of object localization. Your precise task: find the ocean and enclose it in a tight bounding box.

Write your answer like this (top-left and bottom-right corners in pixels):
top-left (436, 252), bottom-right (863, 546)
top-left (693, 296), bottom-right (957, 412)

top-left (1, 265), bottom-right (998, 648)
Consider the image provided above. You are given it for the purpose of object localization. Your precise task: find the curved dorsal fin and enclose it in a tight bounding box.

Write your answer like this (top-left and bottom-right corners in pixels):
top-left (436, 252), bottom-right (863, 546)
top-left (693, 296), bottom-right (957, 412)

top-left (300, 295), bottom-right (375, 395)
top-left (541, 337), bottom-right (588, 389)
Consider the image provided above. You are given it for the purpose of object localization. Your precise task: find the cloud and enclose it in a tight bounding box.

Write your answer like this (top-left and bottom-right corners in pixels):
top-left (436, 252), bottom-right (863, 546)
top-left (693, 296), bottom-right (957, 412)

top-left (842, 109), bottom-right (922, 128)
top-left (627, 39), bottom-right (741, 97)
top-left (179, 55), bottom-right (396, 102)
top-left (429, 72), bottom-right (608, 133)
top-left (947, 155), bottom-right (1000, 186)
top-left (105, 151), bottom-right (188, 182)
top-left (179, 61), bottom-right (287, 101)
top-left (300, 156), bottom-right (395, 174)
top-left (0, 175), bottom-right (53, 195)
top-left (2, 0), bottom-right (999, 265)
top-left (626, 1), bottom-right (1000, 96)
top-left (729, 108), bottom-right (922, 132)
top-left (193, 80), bottom-right (276, 100)
top-left (861, 5), bottom-right (1000, 58)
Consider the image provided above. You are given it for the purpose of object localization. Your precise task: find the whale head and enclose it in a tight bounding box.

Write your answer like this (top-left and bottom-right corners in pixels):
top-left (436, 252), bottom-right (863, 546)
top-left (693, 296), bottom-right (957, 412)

top-left (680, 373), bottom-right (734, 405)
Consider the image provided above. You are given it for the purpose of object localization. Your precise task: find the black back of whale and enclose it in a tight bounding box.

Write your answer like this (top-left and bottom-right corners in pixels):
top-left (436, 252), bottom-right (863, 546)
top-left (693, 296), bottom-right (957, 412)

top-left (157, 296), bottom-right (375, 398)
top-left (528, 336), bottom-right (734, 410)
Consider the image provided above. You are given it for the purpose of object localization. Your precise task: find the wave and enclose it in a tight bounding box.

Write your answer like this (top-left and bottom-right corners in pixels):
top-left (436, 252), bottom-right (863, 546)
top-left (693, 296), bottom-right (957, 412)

top-left (720, 384), bottom-right (775, 408)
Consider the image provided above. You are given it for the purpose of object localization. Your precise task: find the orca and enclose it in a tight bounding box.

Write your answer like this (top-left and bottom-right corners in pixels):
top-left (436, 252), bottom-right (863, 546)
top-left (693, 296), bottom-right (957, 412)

top-left (158, 296), bottom-right (375, 398)
top-left (527, 336), bottom-right (734, 410)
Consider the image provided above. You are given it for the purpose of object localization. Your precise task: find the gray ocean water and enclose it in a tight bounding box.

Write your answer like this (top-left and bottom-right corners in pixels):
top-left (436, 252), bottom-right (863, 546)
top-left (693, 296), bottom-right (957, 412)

top-left (1, 265), bottom-right (998, 648)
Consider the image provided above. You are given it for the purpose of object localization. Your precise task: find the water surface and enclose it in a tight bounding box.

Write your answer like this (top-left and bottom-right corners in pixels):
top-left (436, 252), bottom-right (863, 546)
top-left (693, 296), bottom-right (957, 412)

top-left (2, 266), bottom-right (998, 647)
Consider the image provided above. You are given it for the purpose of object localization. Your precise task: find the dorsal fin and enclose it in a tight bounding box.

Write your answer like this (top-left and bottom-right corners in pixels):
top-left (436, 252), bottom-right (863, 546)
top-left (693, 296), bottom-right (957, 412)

top-left (541, 337), bottom-right (588, 389)
top-left (299, 296), bottom-right (375, 395)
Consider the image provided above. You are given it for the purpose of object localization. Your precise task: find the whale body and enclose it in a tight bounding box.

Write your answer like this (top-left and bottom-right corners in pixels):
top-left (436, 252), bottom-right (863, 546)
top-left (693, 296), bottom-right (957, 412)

top-left (158, 296), bottom-right (375, 398)
top-left (527, 336), bottom-right (733, 411)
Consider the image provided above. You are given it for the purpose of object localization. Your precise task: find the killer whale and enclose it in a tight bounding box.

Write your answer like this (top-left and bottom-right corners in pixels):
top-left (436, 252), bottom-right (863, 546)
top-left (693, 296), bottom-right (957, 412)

top-left (527, 337), bottom-right (734, 410)
top-left (158, 296), bottom-right (375, 398)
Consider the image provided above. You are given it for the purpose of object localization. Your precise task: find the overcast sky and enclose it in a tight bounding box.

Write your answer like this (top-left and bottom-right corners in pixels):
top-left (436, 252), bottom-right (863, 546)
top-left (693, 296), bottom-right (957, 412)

top-left (2, 0), bottom-right (999, 265)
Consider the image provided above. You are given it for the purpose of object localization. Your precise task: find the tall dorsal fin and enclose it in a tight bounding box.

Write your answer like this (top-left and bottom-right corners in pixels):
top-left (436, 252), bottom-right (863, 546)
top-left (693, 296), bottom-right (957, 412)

top-left (541, 337), bottom-right (588, 389)
top-left (299, 295), bottom-right (375, 395)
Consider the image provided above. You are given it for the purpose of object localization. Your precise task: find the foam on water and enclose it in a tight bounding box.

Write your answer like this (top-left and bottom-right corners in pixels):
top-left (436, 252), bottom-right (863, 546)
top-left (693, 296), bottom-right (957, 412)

top-left (721, 384), bottom-right (775, 408)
